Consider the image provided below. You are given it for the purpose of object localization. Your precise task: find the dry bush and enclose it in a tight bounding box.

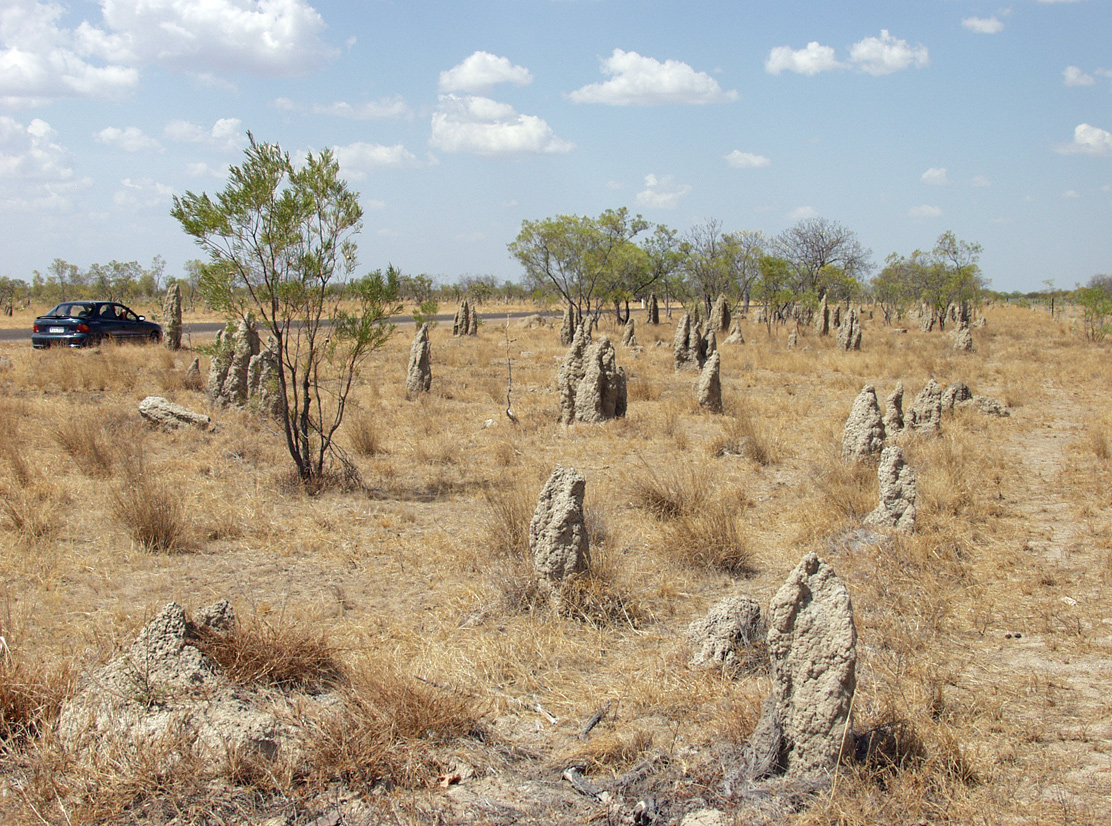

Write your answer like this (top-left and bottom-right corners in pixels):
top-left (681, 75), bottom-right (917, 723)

top-left (708, 407), bottom-right (781, 465)
top-left (0, 655), bottom-right (72, 743)
top-left (804, 455), bottom-right (877, 532)
top-left (302, 660), bottom-right (484, 790)
top-left (627, 460), bottom-right (710, 520)
top-left (111, 459), bottom-right (189, 553)
top-left (480, 480), bottom-right (535, 559)
top-left (658, 496), bottom-right (754, 575)
top-left (346, 411), bottom-right (385, 457)
top-left (1083, 415), bottom-right (1112, 460)
top-left (194, 615), bottom-right (343, 691)
top-left (558, 728), bottom-right (654, 775)
top-left (51, 417), bottom-right (119, 478)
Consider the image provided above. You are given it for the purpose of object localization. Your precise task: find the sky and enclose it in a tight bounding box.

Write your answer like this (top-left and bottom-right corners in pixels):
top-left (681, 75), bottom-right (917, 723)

top-left (0, 0), bottom-right (1109, 294)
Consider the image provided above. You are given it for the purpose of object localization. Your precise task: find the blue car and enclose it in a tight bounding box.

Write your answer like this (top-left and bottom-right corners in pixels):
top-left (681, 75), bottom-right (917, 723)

top-left (31, 301), bottom-right (163, 348)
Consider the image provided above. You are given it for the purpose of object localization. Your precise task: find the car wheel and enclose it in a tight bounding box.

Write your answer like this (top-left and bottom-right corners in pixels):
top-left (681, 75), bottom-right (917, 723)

top-left (148, 331), bottom-right (161, 344)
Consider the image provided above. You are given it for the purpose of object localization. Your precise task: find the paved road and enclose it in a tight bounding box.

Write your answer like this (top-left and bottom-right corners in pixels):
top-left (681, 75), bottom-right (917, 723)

top-left (0, 309), bottom-right (549, 343)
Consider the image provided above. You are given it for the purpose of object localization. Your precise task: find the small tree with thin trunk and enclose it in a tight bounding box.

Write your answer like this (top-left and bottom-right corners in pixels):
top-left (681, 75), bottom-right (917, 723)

top-left (171, 134), bottom-right (400, 485)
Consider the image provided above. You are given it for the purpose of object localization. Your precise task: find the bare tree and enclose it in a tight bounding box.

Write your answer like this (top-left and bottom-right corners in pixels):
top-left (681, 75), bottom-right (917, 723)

top-left (774, 217), bottom-right (872, 299)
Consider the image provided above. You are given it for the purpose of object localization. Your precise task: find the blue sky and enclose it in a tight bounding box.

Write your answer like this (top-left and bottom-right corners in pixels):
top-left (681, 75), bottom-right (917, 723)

top-left (1, 0), bottom-right (1109, 293)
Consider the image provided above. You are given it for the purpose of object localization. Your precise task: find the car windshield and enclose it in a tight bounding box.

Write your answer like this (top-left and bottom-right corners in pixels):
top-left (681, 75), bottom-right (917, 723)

top-left (47, 303), bottom-right (94, 319)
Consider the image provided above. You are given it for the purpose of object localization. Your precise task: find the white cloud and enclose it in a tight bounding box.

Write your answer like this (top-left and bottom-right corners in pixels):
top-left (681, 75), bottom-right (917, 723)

top-left (849, 30), bottom-right (929, 76)
top-left (1061, 189), bottom-right (1081, 198)
top-left (962, 16), bottom-right (1004, 34)
top-left (272, 96), bottom-right (411, 120)
top-left (332, 142), bottom-right (420, 179)
top-left (568, 49), bottom-right (737, 105)
top-left (0, 0), bottom-right (139, 106)
top-left (0, 116), bottom-right (90, 211)
top-left (972, 174), bottom-right (992, 187)
top-left (635, 173), bottom-right (692, 209)
top-left (765, 42), bottom-right (841, 76)
top-left (1063, 66), bottom-right (1095, 86)
top-left (94, 126), bottom-right (162, 152)
top-left (909, 204), bottom-right (943, 218)
top-left (1057, 123), bottom-right (1112, 156)
top-left (429, 94), bottom-right (573, 156)
top-left (438, 51), bottom-right (532, 94)
top-left (766, 31), bottom-right (928, 77)
top-left (184, 161), bottom-right (229, 177)
top-left (113, 176), bottom-right (173, 208)
top-left (163, 118), bottom-right (246, 152)
top-left (363, 199), bottom-right (385, 210)
top-left (82, 0), bottom-right (335, 77)
top-left (921, 167), bottom-right (948, 185)
top-left (725, 150), bottom-right (770, 169)
top-left (787, 205), bottom-right (817, 221)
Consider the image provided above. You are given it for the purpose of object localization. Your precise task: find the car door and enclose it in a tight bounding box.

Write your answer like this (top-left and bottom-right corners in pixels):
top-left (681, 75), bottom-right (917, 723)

top-left (96, 303), bottom-right (127, 340)
top-left (116, 305), bottom-right (144, 339)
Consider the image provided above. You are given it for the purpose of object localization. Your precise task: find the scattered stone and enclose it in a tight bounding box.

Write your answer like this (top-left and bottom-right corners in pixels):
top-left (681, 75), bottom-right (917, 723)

top-left (836, 308), bottom-right (861, 351)
top-left (787, 329), bottom-right (797, 350)
top-left (468, 303), bottom-right (480, 335)
top-left (211, 318), bottom-right (260, 408)
top-left (574, 337), bottom-right (628, 424)
top-left (452, 299), bottom-right (473, 337)
top-left (248, 338), bottom-right (284, 419)
top-left (673, 313), bottom-right (696, 371)
top-left (883, 382), bottom-right (904, 436)
top-left (405, 322), bottom-right (432, 400)
top-left (755, 553), bottom-right (857, 778)
top-left (162, 284), bottom-right (182, 351)
top-left (206, 325), bottom-right (233, 404)
top-left (529, 466), bottom-right (590, 593)
top-left (705, 328), bottom-right (717, 358)
top-left (687, 595), bottom-right (764, 671)
top-left (941, 381), bottom-right (973, 413)
top-left (557, 322), bottom-right (591, 425)
top-left (621, 318), bottom-right (637, 347)
top-left (958, 395), bottom-right (1010, 417)
top-left (647, 293), bottom-right (660, 325)
top-left (518, 313), bottom-right (549, 329)
top-left (57, 602), bottom-right (291, 770)
top-left (919, 305), bottom-right (937, 332)
top-left (696, 351), bottom-right (723, 413)
top-left (831, 306), bottom-right (841, 329)
top-left (185, 357), bottom-right (201, 385)
top-left (813, 296), bottom-right (830, 336)
top-left (952, 324), bottom-right (973, 352)
top-left (841, 385), bottom-right (885, 461)
top-left (863, 447), bottom-right (917, 532)
top-left (139, 395), bottom-right (212, 431)
top-left (907, 379), bottom-right (943, 435)
top-left (724, 318), bottom-right (744, 344)
top-left (680, 809), bottom-right (728, 826)
top-left (560, 303), bottom-right (582, 346)
top-left (709, 294), bottom-right (731, 334)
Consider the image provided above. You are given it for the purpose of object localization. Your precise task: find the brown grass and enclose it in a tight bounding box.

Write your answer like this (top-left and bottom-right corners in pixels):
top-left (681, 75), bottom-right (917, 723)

top-left (0, 303), bottom-right (1107, 824)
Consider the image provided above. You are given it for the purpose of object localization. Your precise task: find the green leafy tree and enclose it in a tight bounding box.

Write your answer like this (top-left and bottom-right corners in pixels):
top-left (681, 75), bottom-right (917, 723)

top-left (508, 208), bottom-right (649, 318)
top-left (1077, 274), bottom-right (1112, 342)
top-left (753, 255), bottom-right (796, 335)
top-left (171, 135), bottom-right (401, 485)
top-left (774, 217), bottom-right (873, 298)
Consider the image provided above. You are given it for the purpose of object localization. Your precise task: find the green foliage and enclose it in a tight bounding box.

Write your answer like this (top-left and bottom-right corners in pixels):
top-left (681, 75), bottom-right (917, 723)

top-left (412, 298), bottom-right (439, 327)
top-left (507, 208), bottom-right (650, 315)
top-left (1077, 275), bottom-right (1112, 342)
top-left (754, 255), bottom-right (796, 332)
top-left (171, 134), bottom-right (400, 484)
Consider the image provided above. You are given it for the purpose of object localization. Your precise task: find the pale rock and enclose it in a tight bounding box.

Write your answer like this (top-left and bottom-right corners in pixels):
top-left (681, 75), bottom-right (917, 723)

top-left (841, 385), bottom-right (885, 461)
top-left (405, 322), bottom-right (432, 400)
top-left (864, 446), bottom-right (917, 532)
top-left (139, 395), bottom-right (212, 431)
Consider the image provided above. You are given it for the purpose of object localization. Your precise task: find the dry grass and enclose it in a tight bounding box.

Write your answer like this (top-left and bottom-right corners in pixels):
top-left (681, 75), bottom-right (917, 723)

top-left (0, 303), bottom-right (1107, 824)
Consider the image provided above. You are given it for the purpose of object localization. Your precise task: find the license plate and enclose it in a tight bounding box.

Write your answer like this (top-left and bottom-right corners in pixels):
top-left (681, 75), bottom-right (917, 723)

top-left (49, 327), bottom-right (65, 333)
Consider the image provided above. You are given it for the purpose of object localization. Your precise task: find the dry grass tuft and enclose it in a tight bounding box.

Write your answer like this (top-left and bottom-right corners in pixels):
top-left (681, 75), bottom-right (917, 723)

top-left (346, 410), bottom-right (385, 457)
top-left (111, 459), bottom-right (189, 553)
top-left (628, 460), bottom-right (710, 520)
top-left (709, 406), bottom-right (782, 465)
top-left (0, 655), bottom-right (72, 743)
top-left (302, 661), bottom-right (484, 790)
top-left (558, 728), bottom-right (654, 775)
top-left (659, 498), bottom-right (754, 575)
top-left (52, 417), bottom-right (120, 478)
top-left (194, 615), bottom-right (343, 691)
